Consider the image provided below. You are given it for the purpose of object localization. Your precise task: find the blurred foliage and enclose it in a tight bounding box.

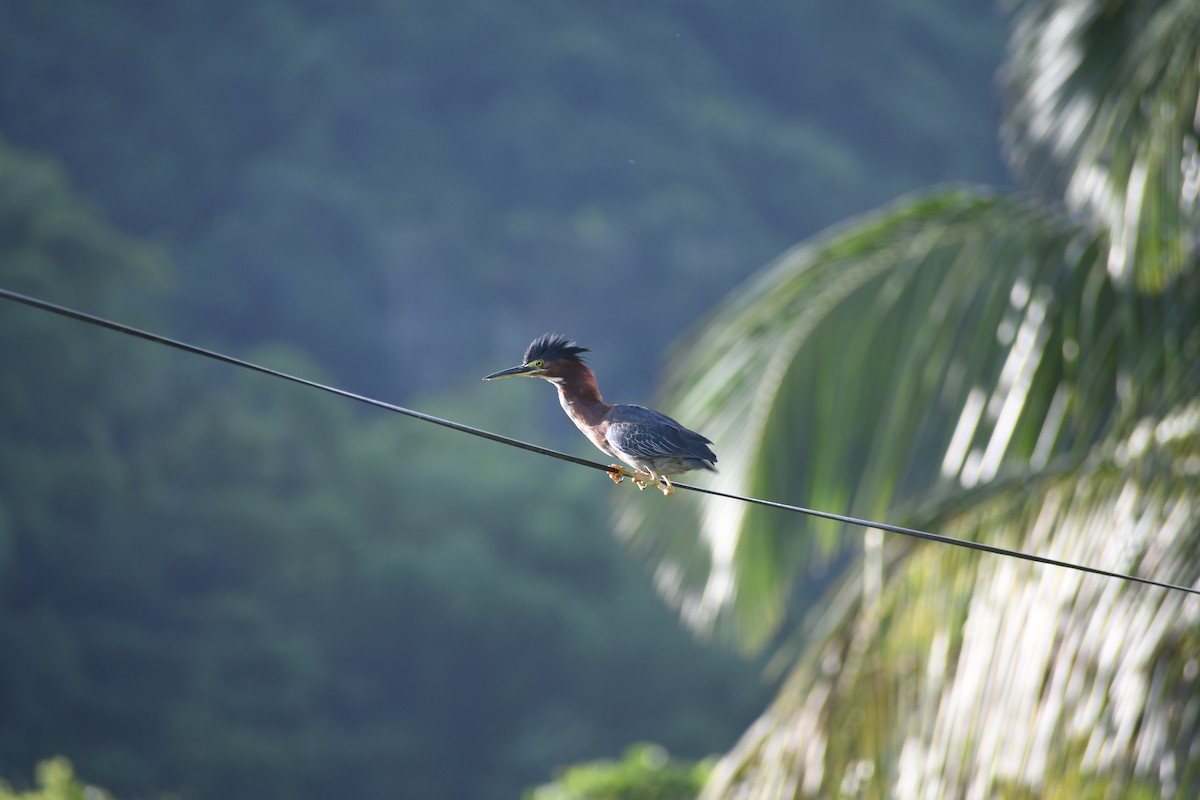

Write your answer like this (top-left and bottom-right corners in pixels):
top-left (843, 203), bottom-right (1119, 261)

top-left (606, 0), bottom-right (1200, 796)
top-left (0, 1), bottom-right (1037, 798)
top-left (525, 743), bottom-right (710, 800)
top-left (0, 758), bottom-right (113, 800)
top-left (703, 397), bottom-right (1200, 796)
top-left (620, 189), bottom-right (1124, 651)
top-left (1001, 0), bottom-right (1200, 290)
top-left (0, 0), bottom-right (1007, 398)
top-left (0, 139), bottom-right (766, 799)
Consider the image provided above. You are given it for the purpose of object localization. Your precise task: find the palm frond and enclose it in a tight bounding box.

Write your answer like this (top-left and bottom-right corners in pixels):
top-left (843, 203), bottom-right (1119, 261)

top-left (1001, 0), bottom-right (1200, 290)
top-left (618, 186), bottom-right (1199, 653)
top-left (702, 397), bottom-right (1200, 798)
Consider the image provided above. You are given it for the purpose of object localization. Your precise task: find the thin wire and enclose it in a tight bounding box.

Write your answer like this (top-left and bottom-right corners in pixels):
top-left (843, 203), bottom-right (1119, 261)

top-left (3, 286), bottom-right (1198, 598)
top-left (0, 288), bottom-right (603, 471)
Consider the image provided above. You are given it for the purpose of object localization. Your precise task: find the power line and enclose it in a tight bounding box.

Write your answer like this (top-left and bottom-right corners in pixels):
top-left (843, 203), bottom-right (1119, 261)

top-left (0, 288), bottom-right (601, 470)
top-left (2, 286), bottom-right (1198, 598)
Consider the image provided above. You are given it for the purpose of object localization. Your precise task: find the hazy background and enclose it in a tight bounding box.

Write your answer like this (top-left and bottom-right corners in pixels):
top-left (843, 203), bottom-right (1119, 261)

top-left (0, 1), bottom-right (1008, 797)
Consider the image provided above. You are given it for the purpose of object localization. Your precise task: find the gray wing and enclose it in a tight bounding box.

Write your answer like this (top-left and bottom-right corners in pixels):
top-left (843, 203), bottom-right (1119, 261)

top-left (605, 404), bottom-right (717, 464)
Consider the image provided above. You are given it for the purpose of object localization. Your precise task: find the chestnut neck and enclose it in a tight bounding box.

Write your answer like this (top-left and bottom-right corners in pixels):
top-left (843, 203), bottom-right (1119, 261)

top-left (552, 361), bottom-right (610, 424)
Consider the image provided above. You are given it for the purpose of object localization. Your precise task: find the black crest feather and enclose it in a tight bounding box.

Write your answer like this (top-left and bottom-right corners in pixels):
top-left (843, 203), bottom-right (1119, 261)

top-left (524, 333), bottom-right (589, 364)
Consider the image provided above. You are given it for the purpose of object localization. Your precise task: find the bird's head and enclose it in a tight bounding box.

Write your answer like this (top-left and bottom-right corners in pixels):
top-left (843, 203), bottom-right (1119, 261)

top-left (483, 333), bottom-right (590, 383)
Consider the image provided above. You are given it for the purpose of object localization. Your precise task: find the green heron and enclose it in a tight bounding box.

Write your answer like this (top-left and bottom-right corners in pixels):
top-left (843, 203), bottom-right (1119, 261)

top-left (484, 333), bottom-right (717, 496)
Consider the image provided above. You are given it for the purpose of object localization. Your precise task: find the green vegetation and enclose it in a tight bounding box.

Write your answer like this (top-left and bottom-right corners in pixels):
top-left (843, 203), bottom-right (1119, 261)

top-left (0, 759), bottom-right (112, 800)
top-left (526, 744), bottom-right (710, 800)
top-left (0, 1), bottom-right (1022, 798)
top-left (0, 0), bottom-right (1005, 398)
top-left (619, 0), bottom-right (1200, 795)
top-left (0, 139), bottom-right (765, 798)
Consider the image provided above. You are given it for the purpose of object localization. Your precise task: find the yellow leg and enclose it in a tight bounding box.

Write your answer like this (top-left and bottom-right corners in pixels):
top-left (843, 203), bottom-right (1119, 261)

top-left (615, 467), bottom-right (676, 497)
top-left (607, 464), bottom-right (635, 484)
top-left (632, 470), bottom-right (674, 495)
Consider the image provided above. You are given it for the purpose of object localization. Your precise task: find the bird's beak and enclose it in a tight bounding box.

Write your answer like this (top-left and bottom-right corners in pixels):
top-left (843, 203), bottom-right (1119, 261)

top-left (483, 364), bottom-right (538, 380)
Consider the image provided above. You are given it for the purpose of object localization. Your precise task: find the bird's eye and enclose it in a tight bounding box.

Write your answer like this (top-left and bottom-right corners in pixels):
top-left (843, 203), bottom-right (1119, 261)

top-left (529, 359), bottom-right (545, 368)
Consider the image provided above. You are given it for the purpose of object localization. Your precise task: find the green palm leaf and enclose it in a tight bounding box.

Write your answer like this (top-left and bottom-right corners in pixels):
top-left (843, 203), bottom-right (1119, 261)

top-left (611, 0), bottom-right (1200, 793)
top-left (618, 185), bottom-right (1198, 653)
top-left (1001, 0), bottom-right (1200, 290)
top-left (702, 396), bottom-right (1200, 797)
